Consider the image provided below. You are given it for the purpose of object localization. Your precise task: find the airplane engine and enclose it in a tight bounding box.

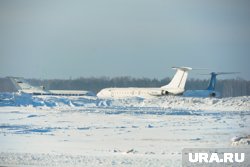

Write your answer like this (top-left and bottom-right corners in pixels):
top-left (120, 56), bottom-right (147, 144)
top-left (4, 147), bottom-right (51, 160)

top-left (148, 90), bottom-right (169, 96)
top-left (209, 92), bottom-right (216, 97)
top-left (161, 90), bottom-right (169, 95)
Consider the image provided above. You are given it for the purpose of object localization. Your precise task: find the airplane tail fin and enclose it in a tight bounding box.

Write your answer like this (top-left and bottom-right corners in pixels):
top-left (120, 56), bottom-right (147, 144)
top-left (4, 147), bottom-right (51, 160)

top-left (206, 72), bottom-right (239, 91)
top-left (161, 67), bottom-right (192, 89)
top-left (207, 72), bottom-right (217, 91)
top-left (8, 77), bottom-right (29, 90)
top-left (8, 77), bottom-right (43, 92)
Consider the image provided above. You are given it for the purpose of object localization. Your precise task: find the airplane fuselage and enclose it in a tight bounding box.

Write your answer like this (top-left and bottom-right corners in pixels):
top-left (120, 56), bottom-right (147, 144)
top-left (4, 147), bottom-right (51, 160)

top-left (97, 87), bottom-right (184, 98)
top-left (183, 90), bottom-right (220, 98)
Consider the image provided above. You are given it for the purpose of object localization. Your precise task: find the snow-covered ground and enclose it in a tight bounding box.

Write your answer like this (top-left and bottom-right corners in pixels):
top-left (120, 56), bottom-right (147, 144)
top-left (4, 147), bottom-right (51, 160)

top-left (0, 93), bottom-right (249, 166)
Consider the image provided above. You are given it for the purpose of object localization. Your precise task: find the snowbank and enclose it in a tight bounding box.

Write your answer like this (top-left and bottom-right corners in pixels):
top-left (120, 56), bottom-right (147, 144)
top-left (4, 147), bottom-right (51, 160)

top-left (112, 96), bottom-right (250, 112)
top-left (0, 92), bottom-right (249, 112)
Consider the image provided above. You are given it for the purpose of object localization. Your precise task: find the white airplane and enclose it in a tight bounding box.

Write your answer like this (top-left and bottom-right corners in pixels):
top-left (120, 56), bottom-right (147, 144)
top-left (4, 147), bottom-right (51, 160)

top-left (9, 77), bottom-right (94, 96)
top-left (97, 67), bottom-right (192, 98)
top-left (183, 72), bottom-right (239, 98)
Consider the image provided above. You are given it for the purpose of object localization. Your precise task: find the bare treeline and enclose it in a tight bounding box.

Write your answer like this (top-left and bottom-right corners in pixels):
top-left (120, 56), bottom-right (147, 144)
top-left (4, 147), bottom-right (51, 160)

top-left (27, 77), bottom-right (250, 97)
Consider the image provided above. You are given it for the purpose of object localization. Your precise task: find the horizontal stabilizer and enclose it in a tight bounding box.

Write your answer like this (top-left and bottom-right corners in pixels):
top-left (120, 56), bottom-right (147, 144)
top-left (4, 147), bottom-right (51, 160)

top-left (172, 67), bottom-right (192, 71)
top-left (200, 72), bottom-right (240, 75)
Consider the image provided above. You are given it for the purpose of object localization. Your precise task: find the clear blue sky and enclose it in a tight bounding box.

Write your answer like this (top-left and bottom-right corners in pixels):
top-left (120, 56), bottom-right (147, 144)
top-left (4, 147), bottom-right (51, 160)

top-left (0, 0), bottom-right (249, 79)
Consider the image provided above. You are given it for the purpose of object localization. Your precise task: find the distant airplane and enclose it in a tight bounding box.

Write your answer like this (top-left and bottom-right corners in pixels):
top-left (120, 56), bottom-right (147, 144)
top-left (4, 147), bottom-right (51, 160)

top-left (183, 72), bottom-right (239, 98)
top-left (9, 77), bottom-right (94, 96)
top-left (97, 67), bottom-right (192, 98)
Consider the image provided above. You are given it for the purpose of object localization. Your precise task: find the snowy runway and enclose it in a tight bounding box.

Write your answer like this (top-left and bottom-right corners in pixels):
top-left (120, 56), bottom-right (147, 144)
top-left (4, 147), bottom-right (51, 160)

top-left (0, 94), bottom-right (249, 166)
